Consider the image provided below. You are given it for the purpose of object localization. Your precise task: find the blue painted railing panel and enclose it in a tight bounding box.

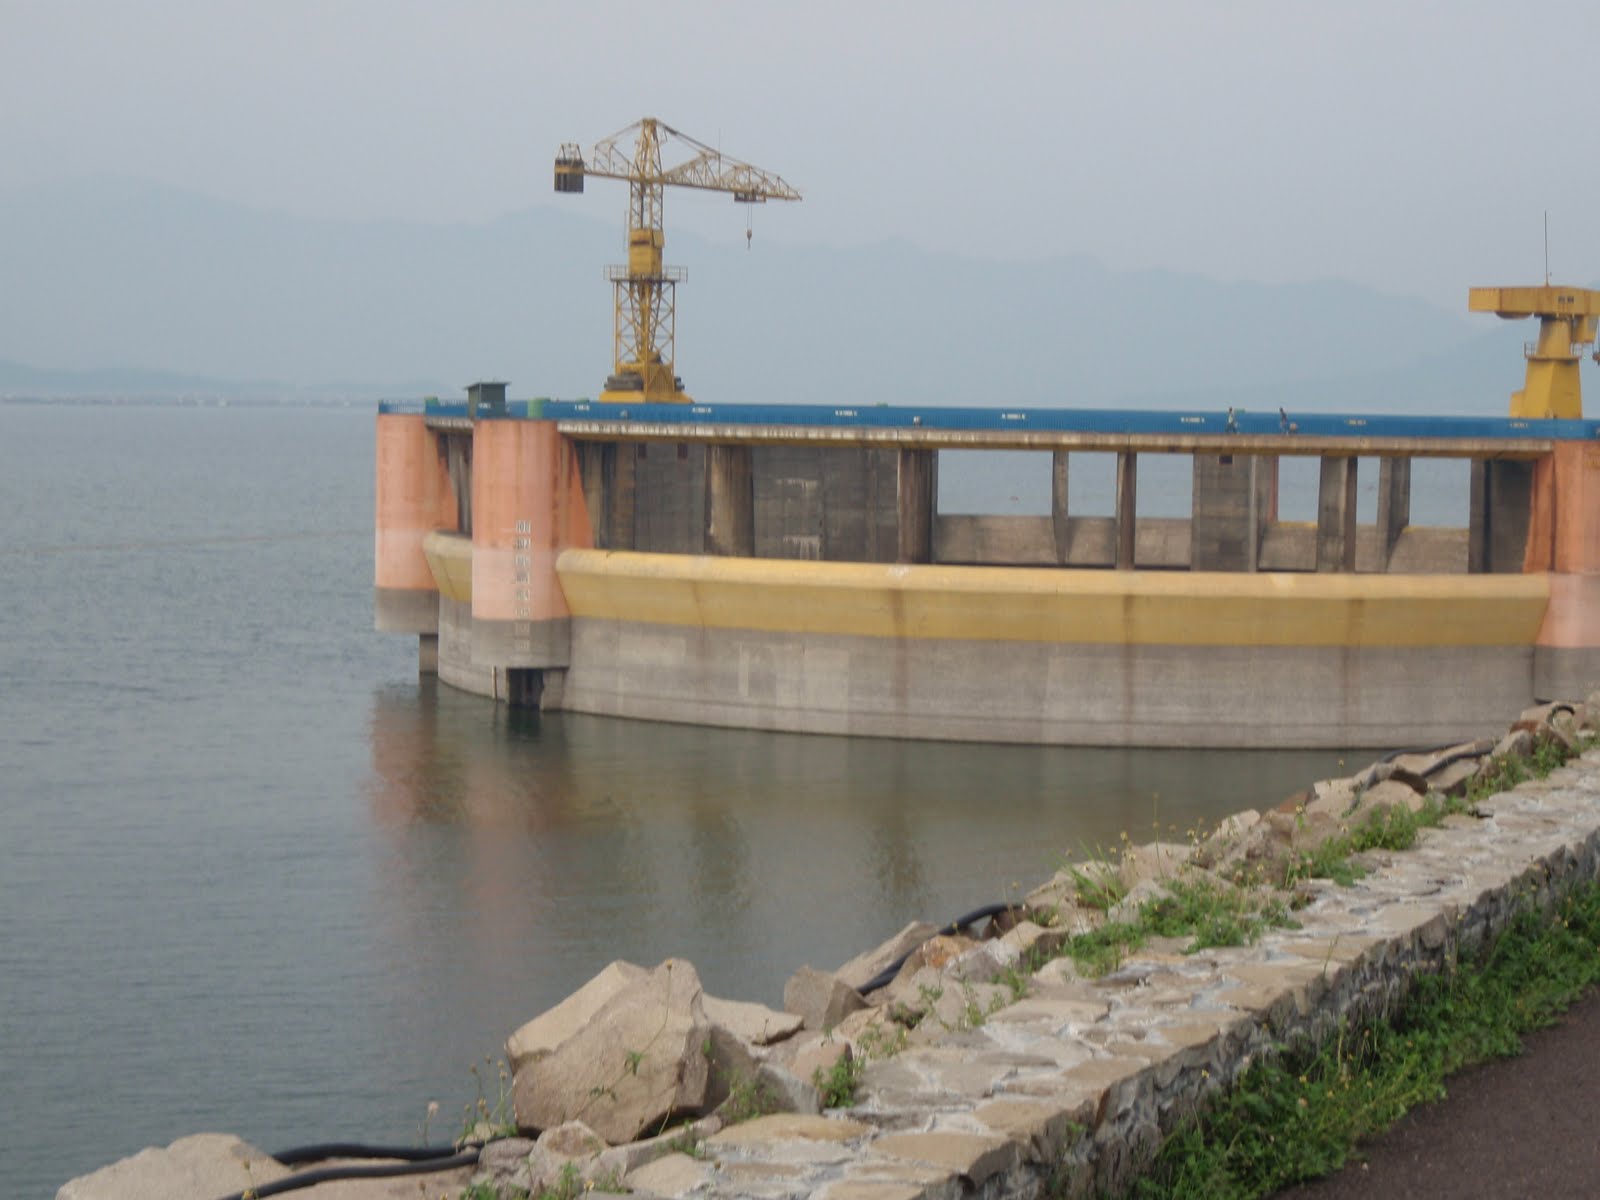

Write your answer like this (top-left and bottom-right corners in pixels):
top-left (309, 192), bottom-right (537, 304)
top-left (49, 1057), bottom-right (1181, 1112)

top-left (377, 398), bottom-right (1600, 442)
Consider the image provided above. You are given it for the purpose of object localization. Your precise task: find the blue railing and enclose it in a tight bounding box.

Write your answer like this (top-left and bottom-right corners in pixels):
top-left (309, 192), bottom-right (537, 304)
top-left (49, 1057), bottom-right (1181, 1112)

top-left (378, 398), bottom-right (1600, 442)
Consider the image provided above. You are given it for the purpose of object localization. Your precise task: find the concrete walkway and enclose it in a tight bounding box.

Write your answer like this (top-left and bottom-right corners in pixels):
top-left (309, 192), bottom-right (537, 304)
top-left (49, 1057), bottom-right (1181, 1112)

top-left (1273, 986), bottom-right (1600, 1200)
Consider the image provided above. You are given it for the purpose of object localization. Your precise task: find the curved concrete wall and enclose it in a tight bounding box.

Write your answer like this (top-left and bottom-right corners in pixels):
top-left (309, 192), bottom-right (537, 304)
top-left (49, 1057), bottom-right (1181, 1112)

top-left (553, 551), bottom-right (1551, 748)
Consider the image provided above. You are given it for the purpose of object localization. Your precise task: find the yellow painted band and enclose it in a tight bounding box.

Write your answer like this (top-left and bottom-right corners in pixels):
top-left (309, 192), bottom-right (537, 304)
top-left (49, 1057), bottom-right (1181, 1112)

top-left (422, 531), bottom-right (473, 603)
top-left (555, 549), bottom-right (1551, 648)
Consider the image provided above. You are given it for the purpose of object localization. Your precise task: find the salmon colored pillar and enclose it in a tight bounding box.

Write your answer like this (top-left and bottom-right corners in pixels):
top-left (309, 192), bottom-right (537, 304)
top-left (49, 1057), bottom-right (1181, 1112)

top-left (1529, 442), bottom-right (1600, 699)
top-left (374, 412), bottom-right (456, 633)
top-left (469, 419), bottom-right (593, 668)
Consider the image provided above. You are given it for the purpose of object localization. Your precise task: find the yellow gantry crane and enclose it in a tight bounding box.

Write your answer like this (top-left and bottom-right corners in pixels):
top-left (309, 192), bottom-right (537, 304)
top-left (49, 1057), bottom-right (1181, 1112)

top-left (555, 118), bottom-right (801, 403)
top-left (1469, 285), bottom-right (1600, 419)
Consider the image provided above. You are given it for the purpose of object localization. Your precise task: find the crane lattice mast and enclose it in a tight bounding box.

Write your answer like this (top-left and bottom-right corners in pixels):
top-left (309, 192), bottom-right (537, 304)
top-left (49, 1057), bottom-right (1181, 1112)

top-left (555, 118), bottom-right (801, 403)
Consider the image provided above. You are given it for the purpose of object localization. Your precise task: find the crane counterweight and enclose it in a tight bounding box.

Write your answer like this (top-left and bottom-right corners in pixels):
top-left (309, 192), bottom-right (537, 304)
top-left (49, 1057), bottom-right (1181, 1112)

top-left (555, 118), bottom-right (800, 403)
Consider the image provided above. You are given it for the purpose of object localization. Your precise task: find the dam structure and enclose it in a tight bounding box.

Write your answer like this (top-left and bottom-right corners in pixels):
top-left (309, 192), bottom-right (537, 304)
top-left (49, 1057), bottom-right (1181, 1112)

top-left (374, 374), bottom-right (1600, 749)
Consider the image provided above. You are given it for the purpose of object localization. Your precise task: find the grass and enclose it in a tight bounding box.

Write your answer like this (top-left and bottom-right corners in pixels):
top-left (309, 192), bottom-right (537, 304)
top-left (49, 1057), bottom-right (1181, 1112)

top-left (1060, 877), bottom-right (1298, 978)
top-left (1115, 881), bottom-right (1600, 1199)
top-left (813, 1053), bottom-right (864, 1108)
top-left (717, 1070), bottom-right (781, 1124)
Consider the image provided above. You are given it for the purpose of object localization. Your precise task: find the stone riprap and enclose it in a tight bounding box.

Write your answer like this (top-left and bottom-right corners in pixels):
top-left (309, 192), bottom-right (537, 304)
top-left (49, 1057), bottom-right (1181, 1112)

top-left (58, 700), bottom-right (1600, 1200)
top-left (474, 700), bottom-right (1600, 1200)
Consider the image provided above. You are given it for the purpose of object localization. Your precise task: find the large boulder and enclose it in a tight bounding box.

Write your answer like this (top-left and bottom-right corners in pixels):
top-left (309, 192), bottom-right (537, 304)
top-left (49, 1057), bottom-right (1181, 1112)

top-left (507, 960), bottom-right (646, 1072)
top-left (56, 1134), bottom-right (293, 1200)
top-left (701, 993), bottom-right (804, 1046)
top-left (513, 958), bottom-right (712, 1144)
top-left (833, 920), bottom-right (939, 993)
top-left (782, 965), bottom-right (867, 1030)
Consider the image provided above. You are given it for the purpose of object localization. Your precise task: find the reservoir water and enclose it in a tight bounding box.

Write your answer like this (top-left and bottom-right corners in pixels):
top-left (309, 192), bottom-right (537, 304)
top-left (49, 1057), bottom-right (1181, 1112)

top-left (0, 403), bottom-right (1352, 1196)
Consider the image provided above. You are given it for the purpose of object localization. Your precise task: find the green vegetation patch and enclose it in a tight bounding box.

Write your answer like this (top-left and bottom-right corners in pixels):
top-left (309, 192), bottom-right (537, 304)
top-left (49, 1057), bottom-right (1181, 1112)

top-left (1116, 881), bottom-right (1600, 1199)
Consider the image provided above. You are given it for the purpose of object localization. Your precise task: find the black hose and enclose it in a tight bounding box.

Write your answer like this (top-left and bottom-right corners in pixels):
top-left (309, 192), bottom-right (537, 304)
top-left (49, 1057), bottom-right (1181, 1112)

top-left (272, 1141), bottom-right (469, 1165)
top-left (858, 902), bottom-right (1019, 995)
top-left (212, 1144), bottom-right (482, 1200)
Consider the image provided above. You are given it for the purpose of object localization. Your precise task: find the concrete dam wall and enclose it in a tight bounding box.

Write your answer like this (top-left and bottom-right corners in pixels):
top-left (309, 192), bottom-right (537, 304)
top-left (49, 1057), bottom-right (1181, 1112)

top-left (374, 400), bottom-right (1600, 748)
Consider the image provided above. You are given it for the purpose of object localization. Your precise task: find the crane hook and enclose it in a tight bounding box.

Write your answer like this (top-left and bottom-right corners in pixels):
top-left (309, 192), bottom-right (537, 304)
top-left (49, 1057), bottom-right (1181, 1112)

top-left (746, 204), bottom-right (753, 249)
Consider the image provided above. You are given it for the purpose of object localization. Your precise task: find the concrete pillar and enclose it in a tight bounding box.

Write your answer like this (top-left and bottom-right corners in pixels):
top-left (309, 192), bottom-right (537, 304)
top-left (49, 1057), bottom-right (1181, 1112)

top-left (1191, 453), bottom-right (1256, 571)
top-left (1376, 457), bottom-right (1411, 568)
top-left (706, 443), bottom-right (755, 557)
top-left (896, 448), bottom-right (936, 564)
top-left (374, 412), bottom-right (457, 635)
top-left (576, 441), bottom-right (611, 549)
top-left (1470, 459), bottom-right (1535, 574)
top-left (470, 420), bottom-right (592, 671)
top-left (1316, 456), bottom-right (1357, 572)
top-left (443, 432), bottom-right (473, 535)
top-left (1528, 443), bottom-right (1600, 698)
top-left (1052, 451), bottom-right (1071, 564)
top-left (608, 442), bottom-right (637, 551)
top-left (1116, 451), bottom-right (1137, 570)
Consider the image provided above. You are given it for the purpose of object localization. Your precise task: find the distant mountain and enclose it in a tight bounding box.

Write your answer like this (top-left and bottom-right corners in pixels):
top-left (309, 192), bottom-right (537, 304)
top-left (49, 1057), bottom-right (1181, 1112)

top-left (0, 355), bottom-right (451, 402)
top-left (0, 176), bottom-right (1591, 411)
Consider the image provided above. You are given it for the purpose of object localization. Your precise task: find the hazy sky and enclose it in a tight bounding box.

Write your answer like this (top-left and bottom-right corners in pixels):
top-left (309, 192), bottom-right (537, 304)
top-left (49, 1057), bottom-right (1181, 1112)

top-left (2, 1), bottom-right (1594, 308)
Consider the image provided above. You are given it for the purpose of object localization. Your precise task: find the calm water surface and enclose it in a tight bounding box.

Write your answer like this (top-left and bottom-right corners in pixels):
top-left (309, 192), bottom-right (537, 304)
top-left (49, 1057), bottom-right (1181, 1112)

top-left (0, 404), bottom-right (1351, 1196)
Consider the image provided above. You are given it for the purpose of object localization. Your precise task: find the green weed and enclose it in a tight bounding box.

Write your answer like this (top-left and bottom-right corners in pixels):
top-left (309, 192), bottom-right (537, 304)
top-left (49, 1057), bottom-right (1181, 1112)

top-left (813, 1054), bottom-right (864, 1108)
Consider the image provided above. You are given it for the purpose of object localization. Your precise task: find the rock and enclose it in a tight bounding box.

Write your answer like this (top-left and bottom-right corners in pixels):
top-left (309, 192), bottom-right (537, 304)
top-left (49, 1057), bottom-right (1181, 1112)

top-left (56, 1134), bottom-right (292, 1200)
top-left (1428, 757), bottom-right (1484, 797)
top-left (591, 1116), bottom-right (722, 1181)
top-left (703, 1112), bottom-right (874, 1148)
top-left (514, 958), bottom-right (712, 1144)
top-left (949, 936), bottom-right (1018, 984)
top-left (997, 919), bottom-right (1069, 961)
top-left (702, 1021), bottom-right (766, 1114)
top-left (1303, 777), bottom-right (1362, 820)
top-left (1032, 955), bottom-right (1087, 986)
top-left (789, 1035), bottom-right (852, 1090)
top-left (1349, 778), bottom-right (1427, 819)
top-left (1025, 868), bottom-right (1079, 914)
top-left (1493, 728), bottom-right (1535, 762)
top-left (745, 1059), bottom-right (822, 1116)
top-left (1549, 709), bottom-right (1583, 751)
top-left (1351, 760), bottom-right (1428, 793)
top-left (880, 964), bottom-right (948, 1020)
top-left (1277, 808), bottom-right (1342, 853)
top-left (1191, 809), bottom-right (1259, 870)
top-left (1392, 740), bottom-right (1494, 789)
top-left (905, 933), bottom-right (978, 972)
top-left (1106, 878), bottom-right (1171, 926)
top-left (1517, 701), bottom-right (1567, 728)
top-left (831, 1004), bottom-right (902, 1056)
top-left (625, 1151), bottom-right (714, 1197)
top-left (1204, 814), bottom-right (1296, 887)
top-left (476, 1138), bottom-right (539, 1194)
top-left (507, 960), bottom-right (647, 1071)
top-left (1117, 841), bottom-right (1194, 892)
top-left (916, 981), bottom-right (1012, 1033)
top-left (783, 965), bottom-right (868, 1030)
top-left (702, 993), bottom-right (805, 1046)
top-left (833, 920), bottom-right (939, 992)
top-left (525, 1121), bottom-right (607, 1193)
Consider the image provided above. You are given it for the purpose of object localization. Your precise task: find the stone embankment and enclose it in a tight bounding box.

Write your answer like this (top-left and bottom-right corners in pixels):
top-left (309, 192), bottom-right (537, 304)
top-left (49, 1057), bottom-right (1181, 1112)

top-left (60, 700), bottom-right (1600, 1200)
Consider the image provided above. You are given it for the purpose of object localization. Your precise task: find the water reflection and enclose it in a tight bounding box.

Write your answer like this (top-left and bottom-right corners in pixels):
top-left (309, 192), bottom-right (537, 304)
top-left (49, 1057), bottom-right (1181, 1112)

top-left (365, 681), bottom-right (1353, 1016)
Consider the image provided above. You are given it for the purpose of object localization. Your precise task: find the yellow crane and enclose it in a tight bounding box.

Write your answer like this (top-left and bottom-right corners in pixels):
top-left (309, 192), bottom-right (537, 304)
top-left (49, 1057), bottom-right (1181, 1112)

top-left (1469, 285), bottom-right (1600, 419)
top-left (555, 118), bottom-right (801, 403)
